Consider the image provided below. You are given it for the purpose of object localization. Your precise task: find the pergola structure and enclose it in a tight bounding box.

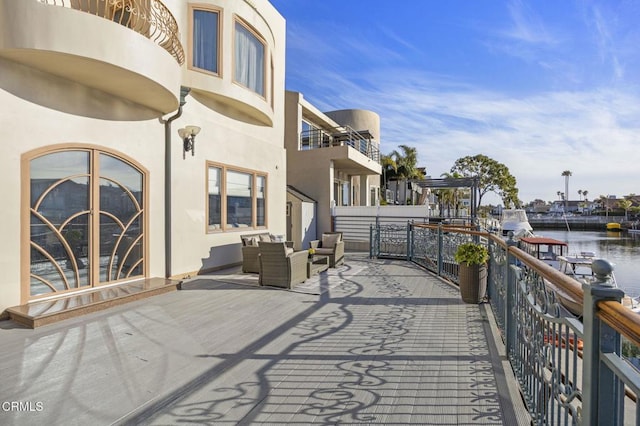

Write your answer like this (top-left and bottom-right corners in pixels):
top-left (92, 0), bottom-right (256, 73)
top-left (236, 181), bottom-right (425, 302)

top-left (411, 177), bottom-right (480, 220)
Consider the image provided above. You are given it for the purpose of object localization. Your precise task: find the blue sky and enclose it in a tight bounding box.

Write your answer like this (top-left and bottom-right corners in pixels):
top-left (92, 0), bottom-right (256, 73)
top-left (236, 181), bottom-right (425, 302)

top-left (269, 0), bottom-right (640, 205)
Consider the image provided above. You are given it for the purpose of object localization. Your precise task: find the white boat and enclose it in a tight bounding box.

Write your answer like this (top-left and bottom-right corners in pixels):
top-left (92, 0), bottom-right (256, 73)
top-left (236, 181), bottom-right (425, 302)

top-left (557, 253), bottom-right (597, 282)
top-left (518, 236), bottom-right (620, 316)
top-left (519, 236), bottom-right (568, 269)
top-left (500, 209), bottom-right (533, 238)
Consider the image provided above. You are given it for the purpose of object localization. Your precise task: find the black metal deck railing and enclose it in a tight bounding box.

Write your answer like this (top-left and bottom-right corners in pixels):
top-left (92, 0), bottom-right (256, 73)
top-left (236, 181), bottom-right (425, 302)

top-left (300, 126), bottom-right (380, 163)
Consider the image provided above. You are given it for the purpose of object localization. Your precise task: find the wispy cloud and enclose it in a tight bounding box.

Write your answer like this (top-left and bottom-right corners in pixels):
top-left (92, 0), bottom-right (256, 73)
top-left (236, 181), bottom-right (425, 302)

top-left (501, 0), bottom-right (559, 45)
top-left (589, 5), bottom-right (624, 81)
top-left (280, 1), bottom-right (640, 204)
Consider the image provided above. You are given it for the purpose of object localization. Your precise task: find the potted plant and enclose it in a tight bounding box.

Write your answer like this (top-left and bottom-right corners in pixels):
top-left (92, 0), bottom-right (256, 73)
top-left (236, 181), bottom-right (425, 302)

top-left (454, 242), bottom-right (489, 303)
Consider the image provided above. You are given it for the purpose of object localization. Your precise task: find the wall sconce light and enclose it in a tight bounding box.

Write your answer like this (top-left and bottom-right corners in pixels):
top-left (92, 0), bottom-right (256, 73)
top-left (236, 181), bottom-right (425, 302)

top-left (177, 125), bottom-right (201, 157)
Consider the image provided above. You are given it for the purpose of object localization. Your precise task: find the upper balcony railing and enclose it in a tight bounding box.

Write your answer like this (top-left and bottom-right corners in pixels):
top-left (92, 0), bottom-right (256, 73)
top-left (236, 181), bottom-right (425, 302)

top-left (300, 126), bottom-right (381, 164)
top-left (38, 0), bottom-right (185, 65)
top-left (369, 222), bottom-right (640, 425)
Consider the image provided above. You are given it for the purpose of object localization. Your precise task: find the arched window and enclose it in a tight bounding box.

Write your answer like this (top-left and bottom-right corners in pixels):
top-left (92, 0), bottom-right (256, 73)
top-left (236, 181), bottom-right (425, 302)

top-left (26, 147), bottom-right (146, 299)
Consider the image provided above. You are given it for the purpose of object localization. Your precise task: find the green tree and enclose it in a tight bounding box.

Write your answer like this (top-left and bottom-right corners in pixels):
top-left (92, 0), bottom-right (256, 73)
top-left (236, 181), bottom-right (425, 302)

top-left (380, 154), bottom-right (397, 202)
top-left (618, 199), bottom-right (633, 221)
top-left (388, 145), bottom-right (425, 204)
top-left (391, 145), bottom-right (423, 181)
top-left (450, 154), bottom-right (519, 210)
top-left (598, 195), bottom-right (608, 214)
top-left (440, 171), bottom-right (469, 217)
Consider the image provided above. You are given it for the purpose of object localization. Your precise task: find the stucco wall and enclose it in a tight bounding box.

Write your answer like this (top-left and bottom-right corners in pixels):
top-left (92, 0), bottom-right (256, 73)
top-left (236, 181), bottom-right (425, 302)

top-left (324, 109), bottom-right (381, 143)
top-left (0, 85), bottom-right (167, 310)
top-left (0, 0), bottom-right (286, 312)
top-left (170, 93), bottom-right (287, 276)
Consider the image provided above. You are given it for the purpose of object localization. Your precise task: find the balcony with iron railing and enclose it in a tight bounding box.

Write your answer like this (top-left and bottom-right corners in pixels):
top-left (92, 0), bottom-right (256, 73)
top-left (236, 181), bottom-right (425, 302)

top-left (41, 0), bottom-right (185, 65)
top-left (0, 0), bottom-right (184, 116)
top-left (300, 126), bottom-right (381, 165)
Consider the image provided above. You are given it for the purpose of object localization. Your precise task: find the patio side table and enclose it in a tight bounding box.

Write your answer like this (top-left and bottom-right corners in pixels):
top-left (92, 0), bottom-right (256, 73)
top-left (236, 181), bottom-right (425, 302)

top-left (307, 255), bottom-right (329, 278)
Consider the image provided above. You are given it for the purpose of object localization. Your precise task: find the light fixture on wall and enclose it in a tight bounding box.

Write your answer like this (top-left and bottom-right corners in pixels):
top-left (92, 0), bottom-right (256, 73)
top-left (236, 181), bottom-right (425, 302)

top-left (177, 125), bottom-right (201, 157)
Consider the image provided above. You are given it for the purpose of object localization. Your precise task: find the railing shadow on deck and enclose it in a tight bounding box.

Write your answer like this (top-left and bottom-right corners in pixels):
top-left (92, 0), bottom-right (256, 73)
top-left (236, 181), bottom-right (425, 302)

top-left (118, 259), bottom-right (513, 424)
top-left (371, 222), bottom-right (640, 426)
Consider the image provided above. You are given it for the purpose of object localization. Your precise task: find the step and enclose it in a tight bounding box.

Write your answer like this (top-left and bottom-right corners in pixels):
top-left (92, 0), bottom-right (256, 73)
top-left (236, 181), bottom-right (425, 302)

top-left (6, 277), bottom-right (181, 328)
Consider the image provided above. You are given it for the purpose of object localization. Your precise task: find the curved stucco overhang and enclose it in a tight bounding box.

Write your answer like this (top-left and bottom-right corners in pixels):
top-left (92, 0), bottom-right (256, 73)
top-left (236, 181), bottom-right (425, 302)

top-left (182, 0), bottom-right (277, 126)
top-left (319, 146), bottom-right (382, 176)
top-left (0, 0), bottom-right (181, 119)
top-left (188, 78), bottom-right (273, 126)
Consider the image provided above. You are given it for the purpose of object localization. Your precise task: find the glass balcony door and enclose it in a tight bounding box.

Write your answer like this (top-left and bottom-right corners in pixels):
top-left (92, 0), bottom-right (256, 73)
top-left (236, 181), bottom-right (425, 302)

top-left (28, 149), bottom-right (145, 299)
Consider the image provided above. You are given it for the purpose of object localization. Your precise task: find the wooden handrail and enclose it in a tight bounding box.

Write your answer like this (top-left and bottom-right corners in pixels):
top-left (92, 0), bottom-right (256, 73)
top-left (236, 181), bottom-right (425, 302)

top-left (598, 300), bottom-right (640, 344)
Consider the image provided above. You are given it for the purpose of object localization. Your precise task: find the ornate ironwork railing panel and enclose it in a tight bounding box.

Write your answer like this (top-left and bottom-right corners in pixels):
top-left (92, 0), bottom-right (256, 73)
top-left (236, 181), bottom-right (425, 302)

top-left (370, 224), bottom-right (408, 259)
top-left (487, 238), bottom-right (508, 332)
top-left (38, 0), bottom-right (185, 65)
top-left (410, 225), bottom-right (439, 274)
top-left (439, 229), bottom-right (476, 283)
top-left (511, 263), bottom-right (584, 424)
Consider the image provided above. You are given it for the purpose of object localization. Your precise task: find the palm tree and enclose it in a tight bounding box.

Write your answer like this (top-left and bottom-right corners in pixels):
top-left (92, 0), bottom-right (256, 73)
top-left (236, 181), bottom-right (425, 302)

top-left (435, 187), bottom-right (454, 217)
top-left (578, 189), bottom-right (583, 201)
top-left (618, 199), bottom-right (633, 221)
top-left (598, 195), bottom-right (609, 219)
top-left (582, 190), bottom-right (589, 213)
top-left (390, 145), bottom-right (424, 205)
top-left (440, 171), bottom-right (465, 217)
top-left (380, 154), bottom-right (397, 203)
top-left (561, 170), bottom-right (572, 213)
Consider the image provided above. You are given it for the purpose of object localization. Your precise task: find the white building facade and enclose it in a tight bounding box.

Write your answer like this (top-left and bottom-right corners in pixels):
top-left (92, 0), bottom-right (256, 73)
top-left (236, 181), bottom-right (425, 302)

top-left (0, 0), bottom-right (286, 313)
top-left (284, 91), bottom-right (382, 236)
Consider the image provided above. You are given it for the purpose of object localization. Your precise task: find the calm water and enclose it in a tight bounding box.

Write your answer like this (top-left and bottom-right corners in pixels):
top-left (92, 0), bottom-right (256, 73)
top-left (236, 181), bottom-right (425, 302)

top-left (539, 230), bottom-right (640, 296)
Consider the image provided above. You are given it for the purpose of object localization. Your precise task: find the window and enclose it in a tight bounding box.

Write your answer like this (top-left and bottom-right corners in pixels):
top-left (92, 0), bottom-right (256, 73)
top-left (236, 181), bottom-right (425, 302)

top-left (257, 175), bottom-right (266, 226)
top-left (192, 9), bottom-right (220, 74)
top-left (207, 163), bottom-right (267, 232)
top-left (227, 170), bottom-right (252, 227)
top-left (301, 120), bottom-right (326, 149)
top-left (234, 20), bottom-right (265, 96)
top-left (208, 166), bottom-right (221, 229)
top-left (26, 148), bottom-right (146, 299)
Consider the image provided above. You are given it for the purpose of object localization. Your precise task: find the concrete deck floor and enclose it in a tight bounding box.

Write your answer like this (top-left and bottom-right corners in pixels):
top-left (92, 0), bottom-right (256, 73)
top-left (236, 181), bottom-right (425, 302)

top-left (0, 254), bottom-right (530, 425)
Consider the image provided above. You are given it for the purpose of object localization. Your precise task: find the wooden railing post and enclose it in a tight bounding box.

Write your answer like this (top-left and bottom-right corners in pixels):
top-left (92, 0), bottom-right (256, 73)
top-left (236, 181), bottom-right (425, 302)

top-left (581, 259), bottom-right (624, 425)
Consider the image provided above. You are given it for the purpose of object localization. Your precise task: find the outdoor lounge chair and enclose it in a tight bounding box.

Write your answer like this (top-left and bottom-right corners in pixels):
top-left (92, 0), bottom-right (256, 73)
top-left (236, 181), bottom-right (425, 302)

top-left (241, 232), bottom-right (272, 273)
top-left (258, 242), bottom-right (307, 288)
top-left (309, 232), bottom-right (344, 268)
top-left (241, 232), bottom-right (290, 273)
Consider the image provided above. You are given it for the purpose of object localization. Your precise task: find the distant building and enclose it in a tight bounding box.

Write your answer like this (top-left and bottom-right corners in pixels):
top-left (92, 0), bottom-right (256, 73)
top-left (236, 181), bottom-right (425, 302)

top-left (526, 199), bottom-right (550, 214)
top-left (549, 200), bottom-right (582, 215)
top-left (284, 92), bottom-right (382, 235)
